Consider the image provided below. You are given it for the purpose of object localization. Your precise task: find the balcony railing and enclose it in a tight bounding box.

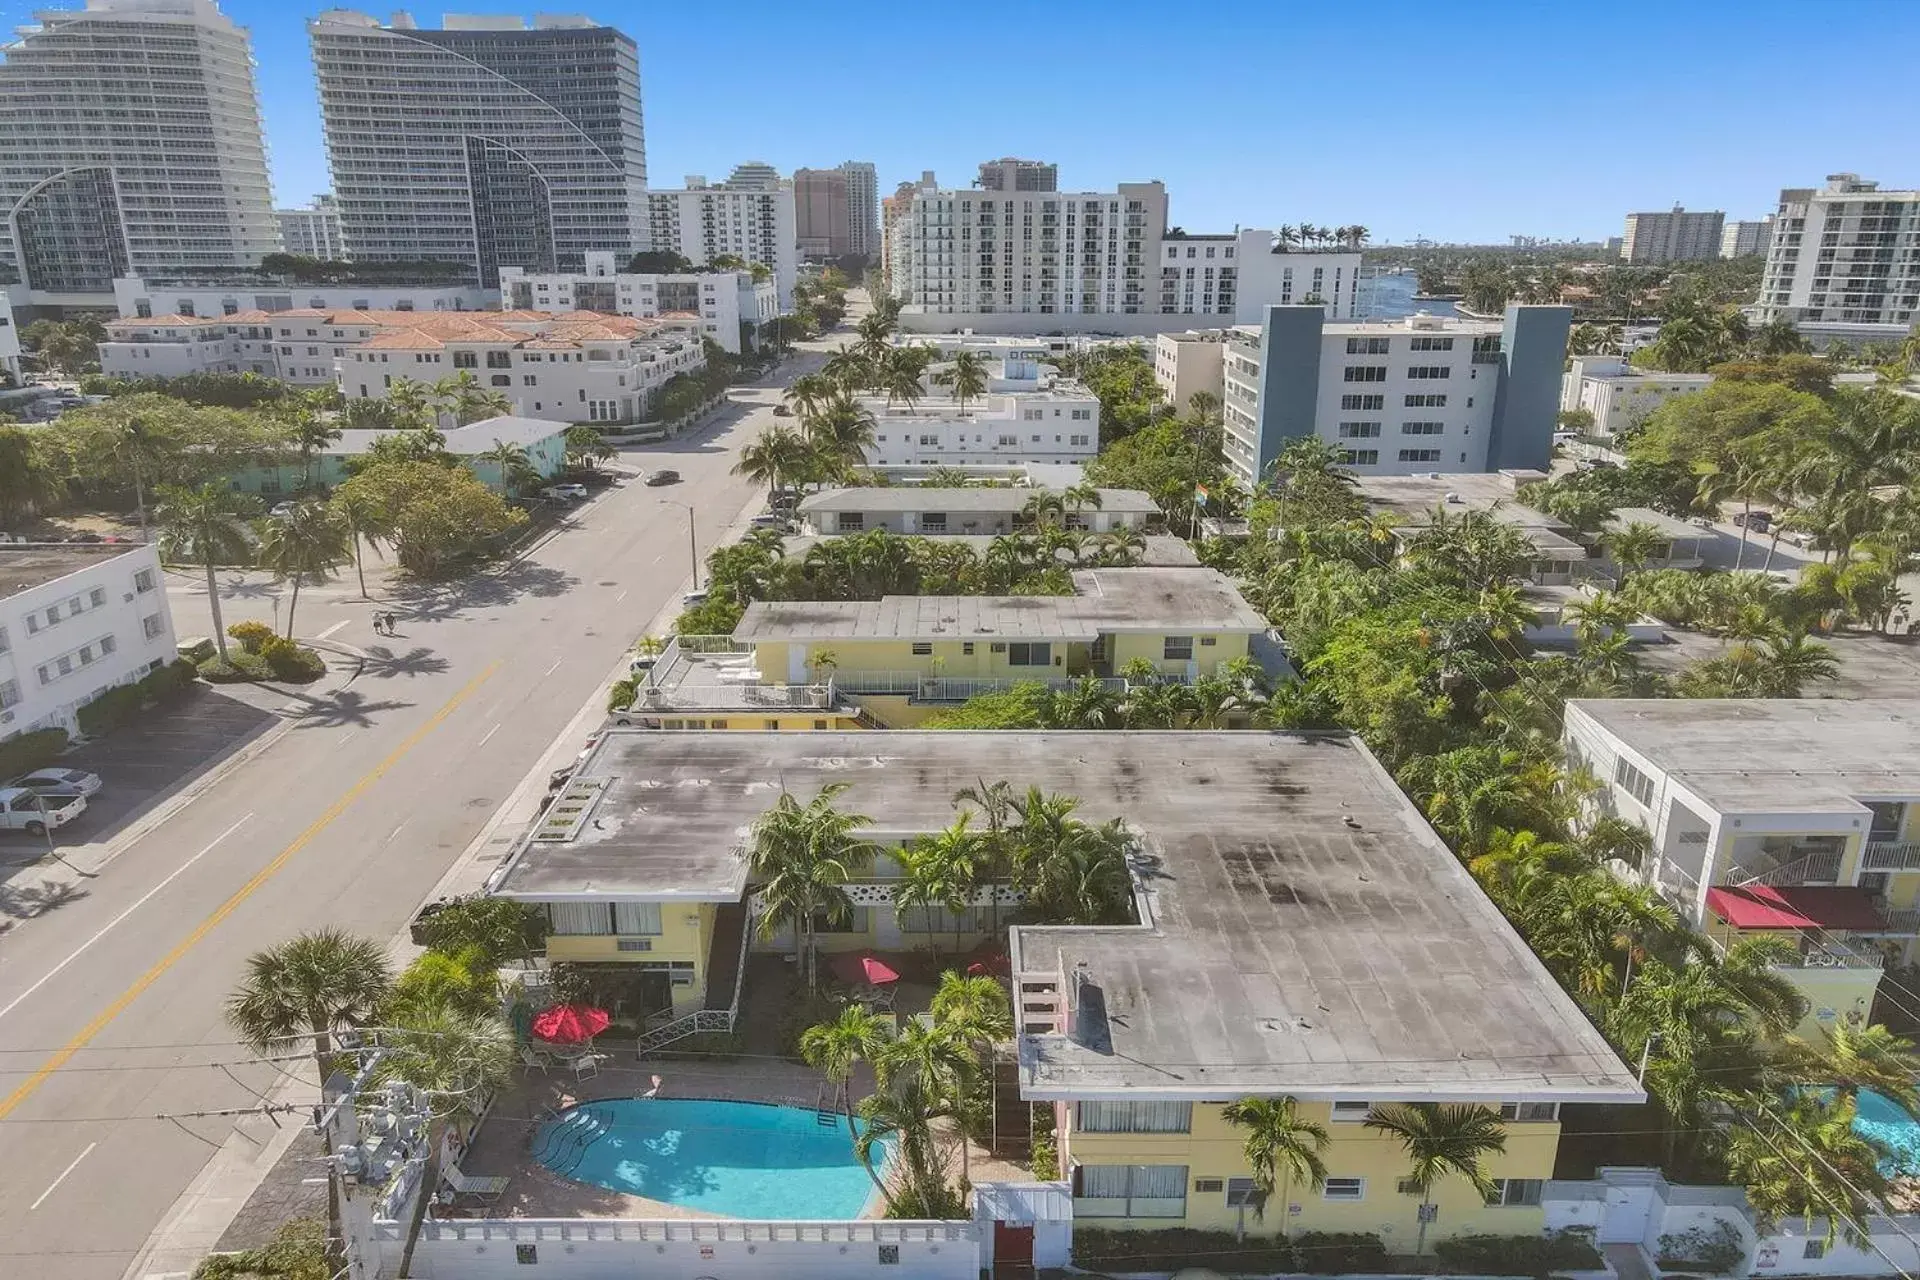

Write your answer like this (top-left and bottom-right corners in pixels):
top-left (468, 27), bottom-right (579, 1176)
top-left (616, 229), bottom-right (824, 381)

top-left (834, 671), bottom-right (1127, 701)
top-left (1864, 840), bottom-right (1920, 871)
top-left (1654, 858), bottom-right (1701, 908)
top-left (1727, 848), bottom-right (1844, 889)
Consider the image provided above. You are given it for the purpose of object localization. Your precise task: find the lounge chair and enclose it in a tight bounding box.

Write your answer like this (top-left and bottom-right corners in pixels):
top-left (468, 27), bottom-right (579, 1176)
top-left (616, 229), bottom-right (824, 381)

top-left (442, 1164), bottom-right (508, 1203)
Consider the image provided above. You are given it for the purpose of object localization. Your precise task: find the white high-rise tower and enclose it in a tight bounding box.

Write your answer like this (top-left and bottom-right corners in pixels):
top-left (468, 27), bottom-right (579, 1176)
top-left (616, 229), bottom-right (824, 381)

top-left (0, 0), bottom-right (278, 296)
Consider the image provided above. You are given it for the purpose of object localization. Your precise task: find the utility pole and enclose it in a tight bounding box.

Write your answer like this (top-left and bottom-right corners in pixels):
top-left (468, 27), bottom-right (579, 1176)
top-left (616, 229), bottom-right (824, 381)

top-left (659, 498), bottom-right (699, 589)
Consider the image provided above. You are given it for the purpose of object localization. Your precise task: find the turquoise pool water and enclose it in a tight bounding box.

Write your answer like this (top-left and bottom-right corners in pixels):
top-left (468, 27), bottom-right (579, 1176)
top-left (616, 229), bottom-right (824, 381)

top-left (1854, 1089), bottom-right (1920, 1175)
top-left (534, 1098), bottom-right (885, 1219)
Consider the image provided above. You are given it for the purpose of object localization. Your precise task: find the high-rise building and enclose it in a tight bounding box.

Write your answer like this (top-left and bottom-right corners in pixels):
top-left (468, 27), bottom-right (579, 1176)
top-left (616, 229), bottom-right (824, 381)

top-left (1619, 205), bottom-right (1725, 263)
top-left (309, 11), bottom-right (648, 287)
top-left (793, 167), bottom-right (851, 259)
top-left (841, 161), bottom-right (879, 259)
top-left (642, 179), bottom-right (798, 309)
top-left (723, 161), bottom-right (781, 191)
top-left (276, 195), bottom-right (347, 260)
top-left (1719, 217), bottom-right (1773, 259)
top-left (976, 157), bottom-right (1058, 192)
top-left (1756, 174), bottom-right (1919, 342)
top-left (0, 0), bottom-right (278, 298)
top-left (1166, 306), bottom-right (1571, 486)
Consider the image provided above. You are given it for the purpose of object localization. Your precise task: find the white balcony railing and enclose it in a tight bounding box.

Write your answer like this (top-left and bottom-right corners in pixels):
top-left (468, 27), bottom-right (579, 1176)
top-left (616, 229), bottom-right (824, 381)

top-left (1864, 840), bottom-right (1920, 871)
top-left (1654, 858), bottom-right (1701, 909)
top-left (1727, 848), bottom-right (1844, 889)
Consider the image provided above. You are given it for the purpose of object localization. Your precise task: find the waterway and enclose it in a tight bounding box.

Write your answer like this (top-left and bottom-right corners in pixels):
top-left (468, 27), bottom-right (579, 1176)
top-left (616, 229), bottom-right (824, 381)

top-left (1365, 269), bottom-right (1459, 321)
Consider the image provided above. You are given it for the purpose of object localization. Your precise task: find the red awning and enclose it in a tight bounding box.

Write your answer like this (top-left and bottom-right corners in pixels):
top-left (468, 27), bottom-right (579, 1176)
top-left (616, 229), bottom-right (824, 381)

top-left (1704, 884), bottom-right (1888, 932)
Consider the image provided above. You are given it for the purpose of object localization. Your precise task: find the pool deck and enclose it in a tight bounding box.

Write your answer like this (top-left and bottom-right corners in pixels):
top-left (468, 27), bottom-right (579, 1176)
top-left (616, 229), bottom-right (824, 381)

top-left (453, 1058), bottom-right (1025, 1221)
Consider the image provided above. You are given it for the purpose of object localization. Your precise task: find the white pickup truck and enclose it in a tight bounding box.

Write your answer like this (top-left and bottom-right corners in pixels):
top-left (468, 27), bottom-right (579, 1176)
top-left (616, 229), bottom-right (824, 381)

top-left (0, 786), bottom-right (87, 836)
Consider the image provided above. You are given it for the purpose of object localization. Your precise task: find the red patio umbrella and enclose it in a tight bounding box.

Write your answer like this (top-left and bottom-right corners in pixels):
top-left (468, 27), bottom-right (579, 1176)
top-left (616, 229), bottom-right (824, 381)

top-left (531, 1003), bottom-right (611, 1045)
top-left (832, 952), bottom-right (901, 985)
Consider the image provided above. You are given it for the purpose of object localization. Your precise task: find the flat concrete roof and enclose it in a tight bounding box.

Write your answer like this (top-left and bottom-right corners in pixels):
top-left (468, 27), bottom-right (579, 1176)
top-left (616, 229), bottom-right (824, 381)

top-left (733, 569), bottom-right (1268, 642)
top-left (1605, 507), bottom-right (1705, 541)
top-left (330, 415), bottom-right (563, 456)
top-left (800, 487), bottom-right (1159, 516)
top-left (1352, 473), bottom-right (1586, 559)
top-left (1568, 699), bottom-right (1920, 815)
top-left (781, 534), bottom-right (1200, 568)
top-left (0, 544), bottom-right (147, 599)
top-left (489, 732), bottom-right (1638, 1102)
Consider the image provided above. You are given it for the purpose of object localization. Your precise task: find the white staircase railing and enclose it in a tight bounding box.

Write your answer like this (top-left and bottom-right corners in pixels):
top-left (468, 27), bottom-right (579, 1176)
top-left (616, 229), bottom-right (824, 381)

top-left (635, 904), bottom-right (756, 1057)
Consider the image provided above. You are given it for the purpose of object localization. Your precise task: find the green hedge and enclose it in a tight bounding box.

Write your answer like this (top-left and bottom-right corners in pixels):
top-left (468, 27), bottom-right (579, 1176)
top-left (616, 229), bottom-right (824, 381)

top-left (1436, 1229), bottom-right (1603, 1278)
top-left (1071, 1227), bottom-right (1388, 1275)
top-left (0, 728), bottom-right (70, 778)
top-left (199, 651), bottom-right (272, 682)
top-left (72, 660), bottom-right (199, 736)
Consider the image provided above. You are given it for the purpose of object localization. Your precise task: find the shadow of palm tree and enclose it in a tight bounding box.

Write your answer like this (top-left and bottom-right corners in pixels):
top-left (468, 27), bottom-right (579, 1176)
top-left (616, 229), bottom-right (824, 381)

top-left (219, 576), bottom-right (279, 600)
top-left (0, 879), bottom-right (90, 919)
top-left (361, 645), bottom-right (451, 679)
top-left (287, 688), bottom-right (415, 729)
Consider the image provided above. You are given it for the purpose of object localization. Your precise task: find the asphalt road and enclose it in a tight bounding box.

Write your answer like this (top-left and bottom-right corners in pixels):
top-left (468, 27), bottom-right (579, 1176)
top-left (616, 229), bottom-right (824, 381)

top-left (0, 339), bottom-right (832, 1280)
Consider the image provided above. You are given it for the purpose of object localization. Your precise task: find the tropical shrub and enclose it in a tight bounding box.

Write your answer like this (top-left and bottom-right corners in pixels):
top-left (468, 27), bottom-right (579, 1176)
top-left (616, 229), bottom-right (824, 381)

top-left (257, 634), bottom-right (327, 682)
top-left (0, 728), bottom-right (69, 778)
top-left (226, 619), bottom-right (276, 654)
top-left (1657, 1222), bottom-right (1746, 1274)
top-left (1437, 1228), bottom-right (1603, 1277)
top-left (199, 650), bottom-right (272, 682)
top-left (1291, 1231), bottom-right (1391, 1274)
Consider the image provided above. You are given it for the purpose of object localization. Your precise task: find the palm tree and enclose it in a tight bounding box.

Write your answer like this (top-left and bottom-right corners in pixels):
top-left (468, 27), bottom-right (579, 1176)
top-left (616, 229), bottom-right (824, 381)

top-left (1050, 676), bottom-right (1122, 729)
top-left (157, 482), bottom-right (258, 660)
top-left (1061, 482), bottom-right (1104, 525)
top-left (1756, 631), bottom-right (1840, 696)
top-left (1602, 520), bottom-right (1667, 586)
top-left (285, 404), bottom-right (343, 489)
top-left (896, 816), bottom-right (980, 961)
top-left (257, 501), bottom-right (350, 638)
top-left (382, 1002), bottom-right (514, 1280)
top-left (784, 372), bottom-right (835, 419)
top-left (822, 344), bottom-right (873, 393)
top-left (1723, 1092), bottom-right (1891, 1247)
top-left (881, 348), bottom-right (925, 413)
top-left (746, 783), bottom-right (877, 991)
top-left (804, 393), bottom-right (879, 475)
top-left (112, 416), bottom-right (168, 540)
top-left (329, 485), bottom-right (392, 599)
top-left (1221, 1096), bottom-right (1330, 1239)
top-left (1776, 1022), bottom-right (1920, 1120)
top-left (879, 1019), bottom-right (978, 1187)
top-left (386, 377), bottom-right (435, 429)
top-left (1364, 1103), bottom-right (1507, 1254)
top-left (799, 1004), bottom-right (896, 1195)
top-left (563, 424), bottom-right (614, 471)
top-left (855, 1080), bottom-right (956, 1217)
top-left (733, 425), bottom-right (811, 500)
top-left (1097, 526), bottom-right (1147, 566)
top-left (934, 350), bottom-right (990, 415)
top-left (1019, 490), bottom-right (1067, 531)
top-left (478, 439), bottom-right (539, 497)
top-left (1008, 788), bottom-right (1132, 924)
top-left (226, 929), bottom-right (393, 1267)
top-left (929, 972), bottom-right (1012, 1186)
top-left (432, 370), bottom-right (511, 426)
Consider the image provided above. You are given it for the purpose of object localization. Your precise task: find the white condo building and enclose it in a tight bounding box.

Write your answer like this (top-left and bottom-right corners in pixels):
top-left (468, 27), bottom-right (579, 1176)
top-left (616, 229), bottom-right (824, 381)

top-left (276, 195), bottom-right (347, 260)
top-left (1559, 356), bottom-right (1712, 438)
top-left (0, 289), bottom-right (20, 383)
top-left (338, 311), bottom-right (705, 429)
top-left (1720, 217), bottom-right (1772, 259)
top-left (1620, 206), bottom-right (1725, 264)
top-left (1158, 306), bottom-right (1571, 485)
top-left (0, 0), bottom-right (279, 301)
top-left (112, 275), bottom-right (492, 322)
top-left (842, 161), bottom-right (879, 259)
top-left (499, 253), bottom-right (778, 354)
top-left (861, 352), bottom-right (1099, 468)
top-left (886, 169), bottom-right (1359, 334)
top-left (641, 182), bottom-right (798, 311)
top-left (308, 11), bottom-right (647, 287)
top-left (1755, 174), bottom-right (1920, 345)
top-left (0, 544), bottom-right (178, 740)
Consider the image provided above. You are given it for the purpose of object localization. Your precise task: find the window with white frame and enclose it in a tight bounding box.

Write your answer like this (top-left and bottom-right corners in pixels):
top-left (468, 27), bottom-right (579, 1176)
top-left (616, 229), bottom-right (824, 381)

top-left (143, 614), bottom-right (165, 640)
top-left (1163, 636), bottom-right (1194, 661)
top-left (0, 678), bottom-right (18, 709)
top-left (1074, 1164), bottom-right (1189, 1218)
top-left (548, 903), bottom-right (612, 935)
top-left (1614, 757), bottom-right (1656, 808)
top-left (1485, 1178), bottom-right (1544, 1206)
top-left (1076, 1101), bottom-right (1193, 1133)
top-left (1322, 1177), bottom-right (1366, 1201)
top-left (1500, 1101), bottom-right (1560, 1122)
top-left (613, 902), bottom-right (663, 935)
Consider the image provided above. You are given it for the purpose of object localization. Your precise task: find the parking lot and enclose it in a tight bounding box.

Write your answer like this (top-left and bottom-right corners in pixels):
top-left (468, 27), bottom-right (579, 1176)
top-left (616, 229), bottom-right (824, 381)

top-left (0, 684), bottom-right (281, 865)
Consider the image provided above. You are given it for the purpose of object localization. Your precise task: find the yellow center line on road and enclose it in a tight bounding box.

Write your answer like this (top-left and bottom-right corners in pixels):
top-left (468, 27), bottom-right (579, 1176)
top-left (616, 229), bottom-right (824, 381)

top-left (0, 660), bottom-right (501, 1122)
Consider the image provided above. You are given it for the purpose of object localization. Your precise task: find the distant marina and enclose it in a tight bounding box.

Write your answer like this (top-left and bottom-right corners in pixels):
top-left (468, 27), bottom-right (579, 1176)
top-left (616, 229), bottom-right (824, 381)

top-left (1365, 269), bottom-right (1459, 320)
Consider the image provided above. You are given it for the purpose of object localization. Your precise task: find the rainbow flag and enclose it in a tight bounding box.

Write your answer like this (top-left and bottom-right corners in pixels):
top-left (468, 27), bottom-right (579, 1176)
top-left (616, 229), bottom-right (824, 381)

top-left (1193, 483), bottom-right (1210, 507)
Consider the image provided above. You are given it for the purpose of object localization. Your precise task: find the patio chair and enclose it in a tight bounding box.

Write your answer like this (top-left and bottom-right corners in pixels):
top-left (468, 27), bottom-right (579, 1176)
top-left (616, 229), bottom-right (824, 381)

top-left (518, 1044), bottom-right (558, 1074)
top-left (570, 1052), bottom-right (609, 1080)
top-left (866, 986), bottom-right (896, 1012)
top-left (442, 1164), bottom-right (508, 1204)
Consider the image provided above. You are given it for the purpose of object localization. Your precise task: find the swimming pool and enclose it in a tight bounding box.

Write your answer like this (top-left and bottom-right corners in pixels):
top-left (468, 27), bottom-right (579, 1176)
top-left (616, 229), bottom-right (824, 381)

top-left (1854, 1089), bottom-right (1920, 1175)
top-left (534, 1098), bottom-right (886, 1219)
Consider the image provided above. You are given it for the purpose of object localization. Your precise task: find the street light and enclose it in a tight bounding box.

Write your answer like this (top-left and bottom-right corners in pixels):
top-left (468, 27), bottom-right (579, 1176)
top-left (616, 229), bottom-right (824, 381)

top-left (658, 499), bottom-right (699, 590)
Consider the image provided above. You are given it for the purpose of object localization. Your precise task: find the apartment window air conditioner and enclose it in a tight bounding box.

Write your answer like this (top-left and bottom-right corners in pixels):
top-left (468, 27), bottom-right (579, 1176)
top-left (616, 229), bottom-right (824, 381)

top-left (616, 939), bottom-right (653, 952)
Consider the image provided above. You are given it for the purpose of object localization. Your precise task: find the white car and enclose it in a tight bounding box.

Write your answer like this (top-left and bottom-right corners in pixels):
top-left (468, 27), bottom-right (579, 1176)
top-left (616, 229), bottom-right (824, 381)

top-left (542, 484), bottom-right (590, 502)
top-left (0, 787), bottom-right (86, 835)
top-left (269, 501), bottom-right (297, 518)
top-left (7, 767), bottom-right (103, 797)
top-left (680, 589), bottom-right (709, 608)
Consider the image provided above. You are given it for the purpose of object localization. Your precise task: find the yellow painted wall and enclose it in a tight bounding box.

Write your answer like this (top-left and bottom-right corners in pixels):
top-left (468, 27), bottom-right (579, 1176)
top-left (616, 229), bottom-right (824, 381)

top-left (1882, 872), bottom-right (1920, 910)
top-left (751, 632), bottom-right (1254, 684)
top-left (1781, 964), bottom-right (1882, 1038)
top-left (854, 696), bottom-right (940, 728)
top-left (542, 903), bottom-right (717, 1013)
top-left (1065, 1101), bottom-right (1561, 1246)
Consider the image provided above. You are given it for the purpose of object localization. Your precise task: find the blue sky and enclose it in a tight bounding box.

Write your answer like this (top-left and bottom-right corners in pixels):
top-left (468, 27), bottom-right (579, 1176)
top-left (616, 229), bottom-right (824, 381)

top-left (36, 0), bottom-right (1920, 243)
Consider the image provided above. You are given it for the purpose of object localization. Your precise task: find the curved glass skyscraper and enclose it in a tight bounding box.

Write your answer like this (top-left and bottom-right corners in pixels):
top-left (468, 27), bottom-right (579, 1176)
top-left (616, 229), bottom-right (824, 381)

top-left (309, 11), bottom-right (647, 287)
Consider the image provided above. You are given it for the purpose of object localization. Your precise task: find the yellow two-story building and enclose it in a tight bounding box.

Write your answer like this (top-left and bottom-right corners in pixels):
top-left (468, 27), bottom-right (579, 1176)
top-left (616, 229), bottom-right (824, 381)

top-left (733, 567), bottom-right (1273, 727)
top-left (1566, 698), bottom-right (1920, 1036)
top-left (1005, 730), bottom-right (1642, 1246)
